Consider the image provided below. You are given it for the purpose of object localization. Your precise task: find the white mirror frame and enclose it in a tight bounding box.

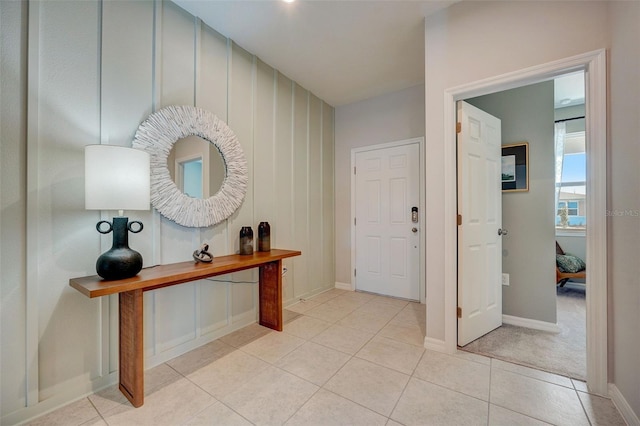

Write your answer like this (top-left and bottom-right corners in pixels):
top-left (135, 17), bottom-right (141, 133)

top-left (132, 105), bottom-right (248, 227)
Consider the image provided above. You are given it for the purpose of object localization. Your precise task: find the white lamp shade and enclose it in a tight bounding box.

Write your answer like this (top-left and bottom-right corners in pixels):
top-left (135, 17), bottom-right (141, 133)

top-left (85, 145), bottom-right (151, 211)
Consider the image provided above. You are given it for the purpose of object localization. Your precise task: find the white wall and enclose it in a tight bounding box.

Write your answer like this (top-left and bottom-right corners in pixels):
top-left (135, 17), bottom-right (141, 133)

top-left (608, 1), bottom-right (640, 417)
top-left (424, 0), bottom-right (608, 344)
top-left (466, 81), bottom-right (557, 324)
top-left (0, 1), bottom-right (334, 423)
top-left (334, 84), bottom-right (425, 286)
top-left (424, 0), bottom-right (639, 418)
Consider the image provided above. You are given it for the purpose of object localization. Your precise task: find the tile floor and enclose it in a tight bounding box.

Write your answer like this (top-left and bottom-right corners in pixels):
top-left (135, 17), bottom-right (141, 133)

top-left (27, 289), bottom-right (626, 426)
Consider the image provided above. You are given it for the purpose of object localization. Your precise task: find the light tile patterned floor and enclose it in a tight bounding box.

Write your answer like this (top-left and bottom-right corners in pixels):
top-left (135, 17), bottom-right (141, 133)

top-left (27, 289), bottom-right (626, 426)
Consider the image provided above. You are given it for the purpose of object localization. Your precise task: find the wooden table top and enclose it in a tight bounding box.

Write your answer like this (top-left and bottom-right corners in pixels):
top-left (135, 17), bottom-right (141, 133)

top-left (69, 249), bottom-right (301, 298)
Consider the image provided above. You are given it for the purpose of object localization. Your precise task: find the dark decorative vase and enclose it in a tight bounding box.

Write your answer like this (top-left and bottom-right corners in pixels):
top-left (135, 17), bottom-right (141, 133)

top-left (258, 222), bottom-right (271, 252)
top-left (96, 216), bottom-right (144, 280)
top-left (239, 226), bottom-right (254, 255)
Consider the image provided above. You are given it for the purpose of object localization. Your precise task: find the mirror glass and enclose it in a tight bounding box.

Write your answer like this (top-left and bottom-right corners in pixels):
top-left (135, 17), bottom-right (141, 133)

top-left (168, 136), bottom-right (226, 199)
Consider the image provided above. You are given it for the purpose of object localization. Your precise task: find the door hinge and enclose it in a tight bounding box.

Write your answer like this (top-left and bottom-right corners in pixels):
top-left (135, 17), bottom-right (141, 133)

top-left (354, 217), bottom-right (356, 226)
top-left (457, 306), bottom-right (462, 318)
top-left (354, 269), bottom-right (357, 277)
top-left (457, 214), bottom-right (462, 226)
top-left (456, 122), bottom-right (462, 134)
top-left (354, 166), bottom-right (356, 174)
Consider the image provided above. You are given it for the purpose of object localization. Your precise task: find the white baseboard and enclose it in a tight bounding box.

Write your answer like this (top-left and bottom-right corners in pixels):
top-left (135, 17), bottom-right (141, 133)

top-left (424, 336), bottom-right (452, 353)
top-left (502, 314), bottom-right (560, 333)
top-left (335, 281), bottom-right (353, 291)
top-left (609, 383), bottom-right (640, 426)
top-left (2, 372), bottom-right (118, 426)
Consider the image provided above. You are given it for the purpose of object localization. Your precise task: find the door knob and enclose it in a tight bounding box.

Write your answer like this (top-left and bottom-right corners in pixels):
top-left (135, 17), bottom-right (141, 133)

top-left (412, 227), bottom-right (418, 233)
top-left (498, 228), bottom-right (508, 236)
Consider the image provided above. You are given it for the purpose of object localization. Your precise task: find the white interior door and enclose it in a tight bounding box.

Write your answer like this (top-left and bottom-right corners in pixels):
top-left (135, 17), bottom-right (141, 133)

top-left (354, 142), bottom-right (420, 300)
top-left (457, 101), bottom-right (503, 346)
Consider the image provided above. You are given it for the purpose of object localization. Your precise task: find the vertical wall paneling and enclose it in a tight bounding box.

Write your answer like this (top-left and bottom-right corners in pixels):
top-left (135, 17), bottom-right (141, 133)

top-left (228, 43), bottom-right (258, 321)
top-left (254, 59), bottom-right (276, 229)
top-left (275, 73), bottom-right (295, 303)
top-left (191, 16), bottom-right (204, 342)
top-left (150, 0), bottom-right (163, 265)
top-left (1, 0), bottom-right (28, 415)
top-left (293, 84), bottom-right (310, 296)
top-left (25, 0), bottom-right (41, 408)
top-left (308, 95), bottom-right (323, 292)
top-left (156, 0), bottom-right (198, 353)
top-left (145, 0), bottom-right (164, 360)
top-left (196, 23), bottom-right (231, 336)
top-left (101, 0), bottom-right (155, 371)
top-left (29, 0), bottom-right (103, 402)
top-left (322, 102), bottom-right (335, 289)
top-left (198, 21), bottom-right (230, 257)
top-left (8, 1), bottom-right (334, 421)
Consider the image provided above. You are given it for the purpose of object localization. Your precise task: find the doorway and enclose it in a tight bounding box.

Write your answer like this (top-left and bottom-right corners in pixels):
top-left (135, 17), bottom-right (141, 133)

top-left (442, 50), bottom-right (607, 395)
top-left (351, 138), bottom-right (424, 301)
top-left (456, 74), bottom-right (588, 380)
top-left (177, 156), bottom-right (204, 198)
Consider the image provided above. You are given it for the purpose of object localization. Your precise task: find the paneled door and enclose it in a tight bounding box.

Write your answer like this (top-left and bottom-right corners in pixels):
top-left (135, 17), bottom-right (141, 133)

top-left (457, 101), bottom-right (503, 346)
top-left (354, 142), bottom-right (420, 300)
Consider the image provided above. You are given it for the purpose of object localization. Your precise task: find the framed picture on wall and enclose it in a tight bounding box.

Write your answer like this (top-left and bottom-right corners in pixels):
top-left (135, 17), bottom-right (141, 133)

top-left (501, 142), bottom-right (529, 192)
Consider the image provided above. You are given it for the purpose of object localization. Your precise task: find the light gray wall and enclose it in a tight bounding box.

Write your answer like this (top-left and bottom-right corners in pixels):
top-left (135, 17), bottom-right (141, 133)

top-left (424, 0), bottom-right (608, 343)
top-left (609, 0), bottom-right (640, 416)
top-left (467, 81), bottom-right (557, 324)
top-left (424, 0), bottom-right (640, 417)
top-left (0, 1), bottom-right (334, 423)
top-left (424, 0), bottom-right (609, 344)
top-left (334, 84), bottom-right (425, 286)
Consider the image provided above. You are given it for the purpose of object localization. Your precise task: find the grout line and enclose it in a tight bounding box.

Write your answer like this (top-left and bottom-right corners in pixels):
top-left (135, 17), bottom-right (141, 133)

top-left (279, 385), bottom-right (322, 425)
top-left (487, 358), bottom-right (493, 425)
top-left (86, 396), bottom-right (108, 425)
top-left (303, 293), bottom-right (417, 420)
top-left (27, 291), bottom-right (612, 425)
top-left (575, 387), bottom-right (594, 426)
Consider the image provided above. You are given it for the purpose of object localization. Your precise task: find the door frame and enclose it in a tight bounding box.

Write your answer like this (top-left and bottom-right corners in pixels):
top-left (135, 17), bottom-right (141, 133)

top-left (350, 137), bottom-right (426, 303)
top-left (442, 49), bottom-right (607, 394)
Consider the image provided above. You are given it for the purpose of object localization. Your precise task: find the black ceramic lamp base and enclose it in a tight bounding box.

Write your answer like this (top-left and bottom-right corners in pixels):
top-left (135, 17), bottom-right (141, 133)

top-left (96, 216), bottom-right (144, 280)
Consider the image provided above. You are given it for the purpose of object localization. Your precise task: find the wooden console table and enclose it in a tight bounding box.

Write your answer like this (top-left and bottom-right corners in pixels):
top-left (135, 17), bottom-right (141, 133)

top-left (69, 249), bottom-right (301, 408)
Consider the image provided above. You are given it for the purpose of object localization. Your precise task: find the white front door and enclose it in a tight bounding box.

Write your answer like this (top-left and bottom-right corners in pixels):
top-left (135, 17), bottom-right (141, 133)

top-left (457, 101), bottom-right (503, 346)
top-left (354, 142), bottom-right (420, 300)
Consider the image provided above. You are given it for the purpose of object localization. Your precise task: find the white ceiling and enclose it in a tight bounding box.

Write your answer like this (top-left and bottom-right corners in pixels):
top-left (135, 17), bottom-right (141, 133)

top-left (554, 71), bottom-right (585, 109)
top-left (173, 1), bottom-right (585, 108)
top-left (173, 0), bottom-right (457, 106)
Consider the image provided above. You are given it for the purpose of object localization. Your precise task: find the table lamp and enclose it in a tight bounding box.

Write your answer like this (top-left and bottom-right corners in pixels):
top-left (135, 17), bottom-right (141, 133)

top-left (85, 145), bottom-right (151, 280)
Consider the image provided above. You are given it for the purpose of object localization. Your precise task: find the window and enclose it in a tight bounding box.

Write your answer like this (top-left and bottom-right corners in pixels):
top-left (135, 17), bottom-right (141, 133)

top-left (556, 131), bottom-right (586, 230)
top-left (557, 201), bottom-right (579, 216)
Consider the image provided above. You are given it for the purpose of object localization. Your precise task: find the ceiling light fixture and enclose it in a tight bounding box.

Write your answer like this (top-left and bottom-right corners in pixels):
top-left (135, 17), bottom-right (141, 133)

top-left (283, 0), bottom-right (295, 3)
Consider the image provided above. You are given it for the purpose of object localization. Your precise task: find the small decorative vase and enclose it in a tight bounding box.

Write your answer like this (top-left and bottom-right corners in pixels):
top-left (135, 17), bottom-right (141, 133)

top-left (258, 222), bottom-right (271, 252)
top-left (239, 226), bottom-right (254, 255)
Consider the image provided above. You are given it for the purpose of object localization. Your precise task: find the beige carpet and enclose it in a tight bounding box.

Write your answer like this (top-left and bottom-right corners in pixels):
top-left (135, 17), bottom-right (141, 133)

top-left (460, 284), bottom-right (586, 380)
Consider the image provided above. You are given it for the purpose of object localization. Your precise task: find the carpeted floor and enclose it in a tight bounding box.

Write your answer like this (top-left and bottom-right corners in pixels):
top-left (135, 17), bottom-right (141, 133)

top-left (460, 284), bottom-right (586, 380)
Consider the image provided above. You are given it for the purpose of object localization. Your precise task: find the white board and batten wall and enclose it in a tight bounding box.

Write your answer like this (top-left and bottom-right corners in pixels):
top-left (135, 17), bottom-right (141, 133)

top-left (0, 1), bottom-right (334, 423)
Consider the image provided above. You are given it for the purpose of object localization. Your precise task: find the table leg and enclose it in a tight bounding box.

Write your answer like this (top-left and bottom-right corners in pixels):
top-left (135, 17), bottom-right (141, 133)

top-left (119, 289), bottom-right (144, 407)
top-left (259, 260), bottom-right (283, 331)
